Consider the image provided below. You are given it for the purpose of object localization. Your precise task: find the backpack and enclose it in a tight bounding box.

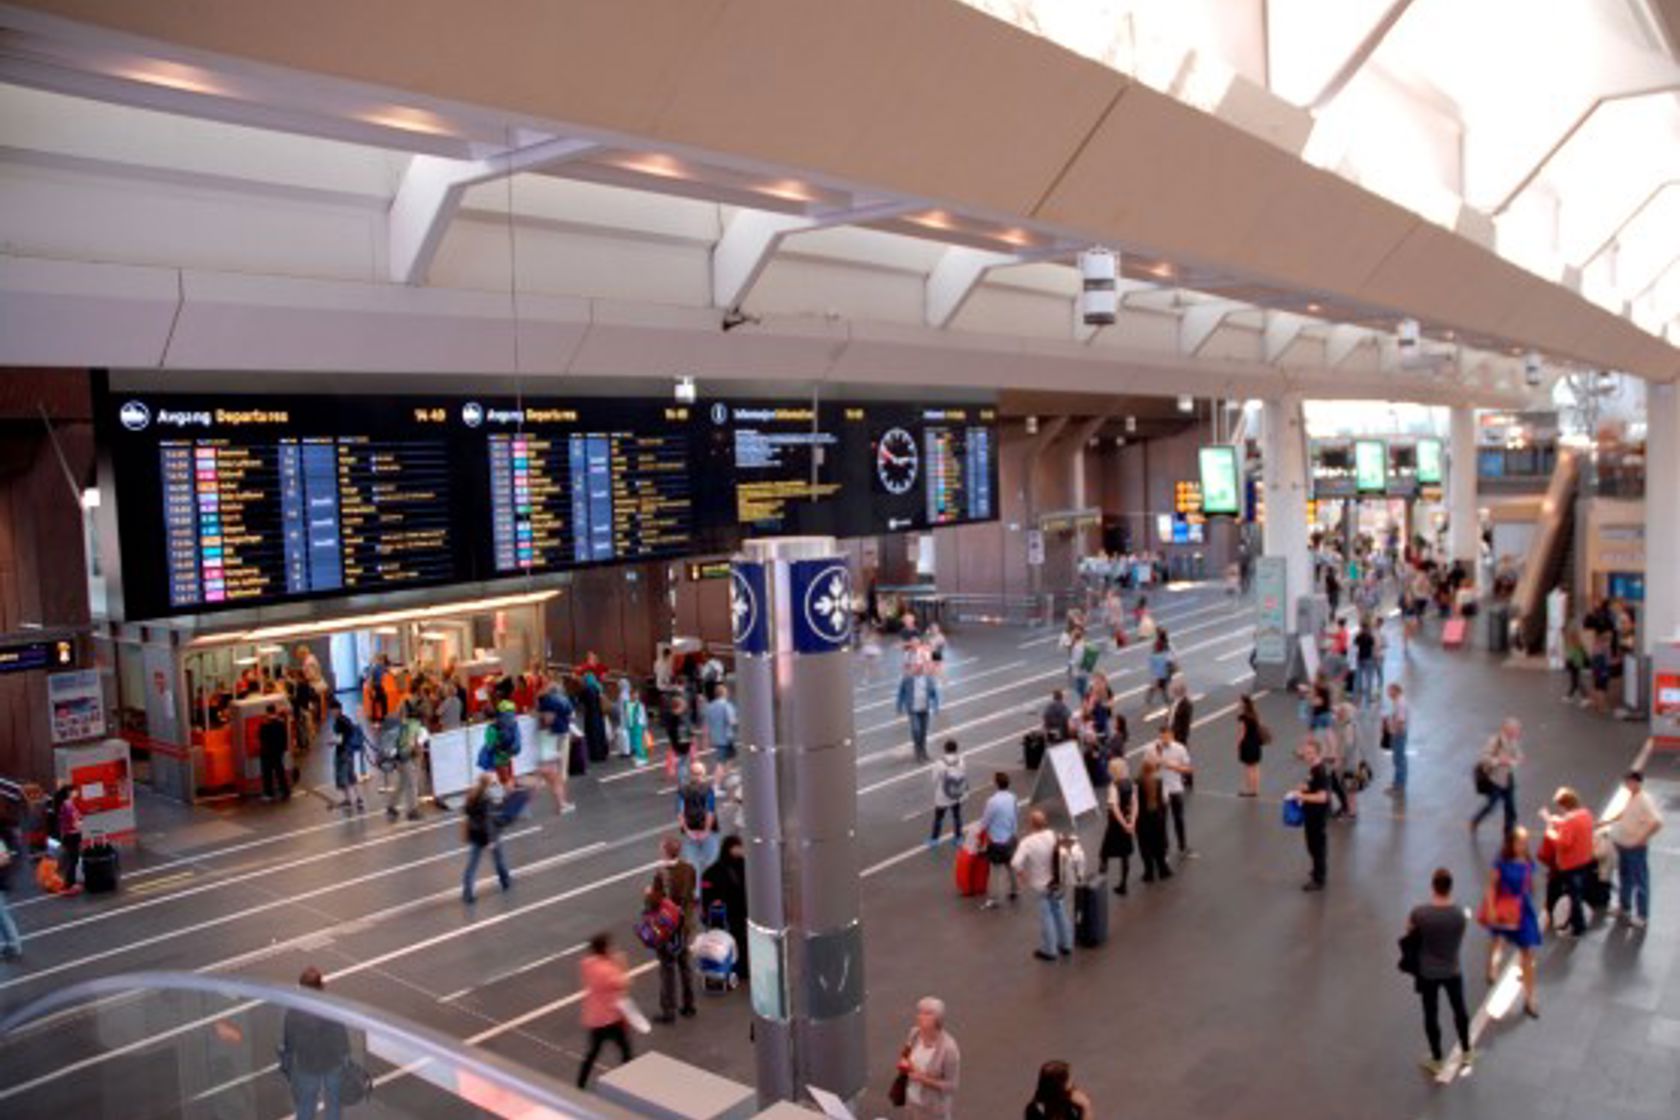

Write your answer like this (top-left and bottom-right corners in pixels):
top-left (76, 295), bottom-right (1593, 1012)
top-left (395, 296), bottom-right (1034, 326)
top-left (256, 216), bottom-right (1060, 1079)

top-left (940, 766), bottom-right (968, 803)
top-left (494, 707), bottom-right (521, 757)
top-left (635, 897), bottom-right (683, 951)
top-left (1079, 645), bottom-right (1102, 674)
top-left (681, 785), bottom-right (711, 831)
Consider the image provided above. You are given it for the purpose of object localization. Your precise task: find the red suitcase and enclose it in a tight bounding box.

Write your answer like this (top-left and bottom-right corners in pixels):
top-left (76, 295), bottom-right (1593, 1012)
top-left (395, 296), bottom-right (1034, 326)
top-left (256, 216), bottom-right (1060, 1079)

top-left (954, 842), bottom-right (990, 897)
top-left (1442, 618), bottom-right (1467, 648)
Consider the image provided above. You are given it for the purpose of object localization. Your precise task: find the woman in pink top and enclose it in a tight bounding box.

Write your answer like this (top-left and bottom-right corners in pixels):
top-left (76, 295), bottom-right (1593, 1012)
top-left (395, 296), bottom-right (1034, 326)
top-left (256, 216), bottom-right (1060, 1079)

top-left (576, 932), bottom-right (632, 1089)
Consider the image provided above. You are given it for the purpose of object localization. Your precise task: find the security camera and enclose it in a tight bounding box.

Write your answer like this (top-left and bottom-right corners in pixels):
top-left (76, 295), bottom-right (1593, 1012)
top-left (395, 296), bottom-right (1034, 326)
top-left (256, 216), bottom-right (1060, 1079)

top-left (721, 308), bottom-right (760, 332)
top-left (674, 376), bottom-right (697, 404)
top-left (1397, 318), bottom-right (1421, 353)
top-left (1524, 352), bottom-right (1542, 388)
top-left (1078, 248), bottom-right (1118, 326)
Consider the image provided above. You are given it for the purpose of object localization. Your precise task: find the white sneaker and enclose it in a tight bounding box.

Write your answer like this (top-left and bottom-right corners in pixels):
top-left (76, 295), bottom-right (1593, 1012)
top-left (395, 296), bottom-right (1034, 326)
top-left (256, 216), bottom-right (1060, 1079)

top-left (1629, 915), bottom-right (1647, 930)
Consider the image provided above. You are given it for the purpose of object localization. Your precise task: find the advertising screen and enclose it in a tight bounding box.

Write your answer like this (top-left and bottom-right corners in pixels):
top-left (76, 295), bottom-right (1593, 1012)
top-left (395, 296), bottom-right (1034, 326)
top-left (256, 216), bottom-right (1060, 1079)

top-left (1198, 445), bottom-right (1241, 515)
top-left (1354, 439), bottom-right (1388, 494)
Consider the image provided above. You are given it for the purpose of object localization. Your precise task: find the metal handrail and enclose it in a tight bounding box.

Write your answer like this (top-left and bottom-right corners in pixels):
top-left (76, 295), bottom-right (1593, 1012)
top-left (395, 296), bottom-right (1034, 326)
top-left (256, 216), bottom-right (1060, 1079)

top-left (0, 969), bottom-right (640, 1119)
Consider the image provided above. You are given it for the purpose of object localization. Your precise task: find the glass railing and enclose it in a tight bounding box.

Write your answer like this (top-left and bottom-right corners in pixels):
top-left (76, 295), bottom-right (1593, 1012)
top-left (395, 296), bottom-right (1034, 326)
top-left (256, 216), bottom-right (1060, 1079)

top-left (0, 970), bottom-right (641, 1119)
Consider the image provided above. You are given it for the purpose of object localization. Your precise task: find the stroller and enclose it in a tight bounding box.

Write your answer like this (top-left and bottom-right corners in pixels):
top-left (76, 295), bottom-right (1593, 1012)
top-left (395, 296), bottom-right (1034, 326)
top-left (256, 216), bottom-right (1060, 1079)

top-left (691, 900), bottom-right (739, 993)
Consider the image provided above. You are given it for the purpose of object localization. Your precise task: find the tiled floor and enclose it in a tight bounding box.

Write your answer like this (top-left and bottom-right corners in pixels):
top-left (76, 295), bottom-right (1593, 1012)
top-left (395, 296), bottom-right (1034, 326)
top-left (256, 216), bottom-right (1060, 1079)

top-left (0, 584), bottom-right (1670, 1119)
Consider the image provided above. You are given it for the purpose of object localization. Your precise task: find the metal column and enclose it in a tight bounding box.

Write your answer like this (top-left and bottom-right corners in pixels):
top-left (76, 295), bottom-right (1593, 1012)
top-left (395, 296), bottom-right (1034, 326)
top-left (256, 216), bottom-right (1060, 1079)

top-left (731, 537), bottom-right (866, 1108)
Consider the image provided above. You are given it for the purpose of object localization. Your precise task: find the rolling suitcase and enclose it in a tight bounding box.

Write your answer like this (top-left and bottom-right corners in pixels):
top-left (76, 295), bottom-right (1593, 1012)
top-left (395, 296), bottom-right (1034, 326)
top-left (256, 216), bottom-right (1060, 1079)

top-left (81, 839), bottom-right (119, 895)
top-left (1073, 877), bottom-right (1108, 947)
top-left (954, 841), bottom-right (990, 897)
top-left (1022, 731), bottom-right (1047, 771)
top-left (1441, 618), bottom-right (1467, 649)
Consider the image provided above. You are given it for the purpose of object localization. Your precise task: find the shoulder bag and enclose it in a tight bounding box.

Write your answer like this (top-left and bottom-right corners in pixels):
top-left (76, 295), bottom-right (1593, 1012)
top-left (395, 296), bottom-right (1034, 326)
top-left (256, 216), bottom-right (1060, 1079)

top-left (888, 1044), bottom-right (911, 1107)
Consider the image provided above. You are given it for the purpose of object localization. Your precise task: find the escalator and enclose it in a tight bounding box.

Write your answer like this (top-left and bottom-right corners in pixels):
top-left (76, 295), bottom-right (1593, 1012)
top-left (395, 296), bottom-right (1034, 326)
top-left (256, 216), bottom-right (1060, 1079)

top-left (1510, 449), bottom-right (1580, 653)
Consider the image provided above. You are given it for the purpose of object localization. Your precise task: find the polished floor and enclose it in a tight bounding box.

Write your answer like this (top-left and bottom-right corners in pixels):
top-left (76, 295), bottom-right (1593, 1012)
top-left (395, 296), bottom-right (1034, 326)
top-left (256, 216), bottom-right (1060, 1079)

top-left (0, 584), bottom-right (1671, 1119)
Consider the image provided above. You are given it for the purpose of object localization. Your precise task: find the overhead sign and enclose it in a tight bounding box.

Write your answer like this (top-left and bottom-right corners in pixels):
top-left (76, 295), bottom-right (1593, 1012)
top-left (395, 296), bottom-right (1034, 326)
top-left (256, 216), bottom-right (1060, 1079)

top-left (0, 639), bottom-right (75, 675)
top-left (1354, 439), bottom-right (1388, 494)
top-left (1198, 446), bottom-right (1241, 516)
top-left (1415, 438), bottom-right (1443, 485)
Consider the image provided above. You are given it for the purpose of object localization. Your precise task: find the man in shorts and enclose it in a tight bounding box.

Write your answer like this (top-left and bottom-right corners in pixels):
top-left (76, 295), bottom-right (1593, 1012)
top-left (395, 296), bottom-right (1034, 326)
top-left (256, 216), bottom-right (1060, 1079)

top-left (979, 772), bottom-right (1020, 909)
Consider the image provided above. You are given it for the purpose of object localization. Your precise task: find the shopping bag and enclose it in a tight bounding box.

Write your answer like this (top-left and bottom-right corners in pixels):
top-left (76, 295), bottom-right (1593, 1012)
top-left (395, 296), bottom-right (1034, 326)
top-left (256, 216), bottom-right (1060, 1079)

top-left (1281, 798), bottom-right (1305, 828)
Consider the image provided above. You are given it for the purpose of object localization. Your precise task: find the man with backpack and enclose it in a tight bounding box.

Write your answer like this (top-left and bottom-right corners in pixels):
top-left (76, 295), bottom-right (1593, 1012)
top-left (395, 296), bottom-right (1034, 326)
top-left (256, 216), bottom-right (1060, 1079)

top-left (644, 837), bottom-right (697, 1023)
top-left (675, 761), bottom-right (718, 877)
top-left (1011, 810), bottom-right (1083, 962)
top-left (929, 740), bottom-right (969, 847)
top-left (327, 699), bottom-right (368, 813)
top-left (384, 702), bottom-right (426, 822)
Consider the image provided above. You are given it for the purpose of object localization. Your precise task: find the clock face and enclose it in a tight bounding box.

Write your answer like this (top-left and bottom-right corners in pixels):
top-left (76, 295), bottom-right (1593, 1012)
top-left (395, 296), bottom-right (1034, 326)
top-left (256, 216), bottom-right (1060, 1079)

top-left (876, 427), bottom-right (920, 495)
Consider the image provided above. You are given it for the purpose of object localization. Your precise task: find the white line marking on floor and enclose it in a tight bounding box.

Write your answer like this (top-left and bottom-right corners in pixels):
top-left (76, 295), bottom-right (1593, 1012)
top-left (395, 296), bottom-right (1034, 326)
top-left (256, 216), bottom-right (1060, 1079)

top-left (23, 814), bottom-right (462, 938)
top-left (1216, 645), bottom-right (1251, 662)
top-left (1015, 597), bottom-right (1223, 649)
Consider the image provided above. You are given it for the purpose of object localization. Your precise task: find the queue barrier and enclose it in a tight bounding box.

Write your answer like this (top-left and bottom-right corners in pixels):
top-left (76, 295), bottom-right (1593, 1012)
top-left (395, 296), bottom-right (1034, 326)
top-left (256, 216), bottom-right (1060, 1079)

top-left (427, 714), bottom-right (539, 798)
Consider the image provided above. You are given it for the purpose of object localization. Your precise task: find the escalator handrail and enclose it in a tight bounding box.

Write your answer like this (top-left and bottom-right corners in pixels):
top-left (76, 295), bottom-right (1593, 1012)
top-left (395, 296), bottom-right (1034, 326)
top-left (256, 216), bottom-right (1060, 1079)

top-left (0, 968), bottom-right (639, 1119)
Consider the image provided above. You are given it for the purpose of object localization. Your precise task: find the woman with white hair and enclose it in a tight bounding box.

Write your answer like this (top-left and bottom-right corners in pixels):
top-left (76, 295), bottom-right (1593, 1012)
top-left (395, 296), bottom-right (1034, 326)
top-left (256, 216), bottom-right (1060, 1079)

top-left (895, 996), bottom-right (960, 1120)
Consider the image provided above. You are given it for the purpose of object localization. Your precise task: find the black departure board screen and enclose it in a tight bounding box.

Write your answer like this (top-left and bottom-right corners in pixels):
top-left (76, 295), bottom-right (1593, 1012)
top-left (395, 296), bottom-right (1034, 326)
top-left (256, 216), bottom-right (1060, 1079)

top-left (840, 404), bottom-right (999, 534)
top-left (97, 383), bottom-right (996, 622)
top-left (479, 400), bottom-right (702, 574)
top-left (102, 393), bottom-right (465, 619)
top-left (703, 402), bottom-right (842, 536)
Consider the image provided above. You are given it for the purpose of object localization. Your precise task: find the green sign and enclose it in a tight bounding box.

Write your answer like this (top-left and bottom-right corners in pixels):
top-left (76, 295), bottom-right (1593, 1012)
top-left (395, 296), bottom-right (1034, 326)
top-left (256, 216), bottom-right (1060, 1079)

top-left (1354, 439), bottom-right (1388, 494)
top-left (1198, 445), bottom-right (1240, 515)
top-left (1415, 438), bottom-right (1443, 485)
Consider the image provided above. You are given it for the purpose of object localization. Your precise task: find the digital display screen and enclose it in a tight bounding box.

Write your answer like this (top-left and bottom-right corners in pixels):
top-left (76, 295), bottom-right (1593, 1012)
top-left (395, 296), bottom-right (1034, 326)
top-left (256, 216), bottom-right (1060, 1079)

top-left (106, 394), bottom-right (466, 618)
top-left (1416, 438), bottom-right (1443, 484)
top-left (1354, 439), bottom-right (1388, 493)
top-left (1198, 446), bottom-right (1240, 515)
top-left (480, 400), bottom-right (700, 574)
top-left (709, 402), bottom-right (842, 536)
top-left (99, 386), bottom-right (998, 621)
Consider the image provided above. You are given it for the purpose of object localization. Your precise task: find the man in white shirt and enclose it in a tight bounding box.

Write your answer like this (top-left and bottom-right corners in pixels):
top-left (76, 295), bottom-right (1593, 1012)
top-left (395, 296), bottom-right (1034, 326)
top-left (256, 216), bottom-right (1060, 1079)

top-left (1010, 810), bottom-right (1080, 961)
top-left (1603, 770), bottom-right (1664, 929)
top-left (1147, 723), bottom-right (1196, 860)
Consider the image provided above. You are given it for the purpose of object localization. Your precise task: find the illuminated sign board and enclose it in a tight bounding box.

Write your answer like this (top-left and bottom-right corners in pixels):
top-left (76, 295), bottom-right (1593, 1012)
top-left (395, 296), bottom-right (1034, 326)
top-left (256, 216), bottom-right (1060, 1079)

top-left (1354, 439), bottom-right (1388, 494)
top-left (1415, 438), bottom-right (1443, 485)
top-left (1198, 446), bottom-right (1241, 516)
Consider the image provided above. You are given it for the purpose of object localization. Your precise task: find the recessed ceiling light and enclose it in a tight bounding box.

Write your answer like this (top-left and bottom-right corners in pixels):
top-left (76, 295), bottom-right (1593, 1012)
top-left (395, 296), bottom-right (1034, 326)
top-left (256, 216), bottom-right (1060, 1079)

top-left (1306, 302), bottom-right (1322, 313)
top-left (111, 60), bottom-right (224, 96)
top-left (357, 105), bottom-right (454, 136)
top-left (1149, 262), bottom-right (1176, 279)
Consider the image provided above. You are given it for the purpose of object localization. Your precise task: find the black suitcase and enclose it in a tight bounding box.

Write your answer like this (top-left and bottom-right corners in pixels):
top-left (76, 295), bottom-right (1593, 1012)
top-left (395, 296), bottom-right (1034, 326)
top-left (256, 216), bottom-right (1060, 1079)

top-left (82, 841), bottom-right (119, 895)
top-left (1023, 731), bottom-right (1047, 770)
top-left (1074, 878), bottom-right (1108, 947)
top-left (567, 734), bottom-right (588, 777)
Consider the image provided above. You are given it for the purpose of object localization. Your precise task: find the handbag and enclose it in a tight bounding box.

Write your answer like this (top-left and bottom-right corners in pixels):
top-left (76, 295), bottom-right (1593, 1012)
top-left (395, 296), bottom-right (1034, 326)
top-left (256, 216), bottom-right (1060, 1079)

top-left (888, 1045), bottom-right (912, 1107)
top-left (339, 1059), bottom-right (374, 1106)
top-left (1476, 886), bottom-right (1521, 932)
top-left (1379, 726), bottom-right (1392, 752)
top-left (1281, 797), bottom-right (1305, 828)
top-left (1473, 761), bottom-right (1496, 796)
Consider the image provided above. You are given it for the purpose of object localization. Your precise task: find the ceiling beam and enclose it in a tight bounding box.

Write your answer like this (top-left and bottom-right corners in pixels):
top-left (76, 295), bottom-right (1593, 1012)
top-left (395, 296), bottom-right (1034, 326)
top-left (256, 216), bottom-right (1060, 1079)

top-left (1180, 301), bottom-right (1238, 357)
top-left (388, 136), bottom-right (597, 285)
top-left (1263, 310), bottom-right (1307, 363)
top-left (1307, 0), bottom-right (1417, 110)
top-left (711, 199), bottom-right (917, 311)
top-left (925, 246), bottom-right (1017, 328)
top-left (1325, 323), bottom-right (1368, 368)
top-left (1491, 82), bottom-right (1680, 216)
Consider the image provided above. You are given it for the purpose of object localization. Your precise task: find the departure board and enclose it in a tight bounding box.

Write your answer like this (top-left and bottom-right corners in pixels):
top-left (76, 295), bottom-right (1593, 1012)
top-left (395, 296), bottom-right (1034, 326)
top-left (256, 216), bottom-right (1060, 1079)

top-left (98, 383), bottom-right (996, 622)
top-left (839, 404), bottom-right (999, 534)
top-left (102, 393), bottom-right (466, 620)
top-left (480, 401), bottom-right (700, 574)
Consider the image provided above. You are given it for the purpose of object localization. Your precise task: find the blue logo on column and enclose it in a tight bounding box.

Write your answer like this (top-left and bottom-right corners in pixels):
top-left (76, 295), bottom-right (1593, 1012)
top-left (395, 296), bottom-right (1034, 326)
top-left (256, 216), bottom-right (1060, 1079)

top-left (732, 562), bottom-right (769, 655)
top-left (792, 560), bottom-right (853, 653)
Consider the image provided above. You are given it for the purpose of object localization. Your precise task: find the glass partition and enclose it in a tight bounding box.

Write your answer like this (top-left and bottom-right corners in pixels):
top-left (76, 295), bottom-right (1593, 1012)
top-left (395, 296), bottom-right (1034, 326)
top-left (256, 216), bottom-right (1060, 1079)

top-left (0, 970), bottom-right (640, 1119)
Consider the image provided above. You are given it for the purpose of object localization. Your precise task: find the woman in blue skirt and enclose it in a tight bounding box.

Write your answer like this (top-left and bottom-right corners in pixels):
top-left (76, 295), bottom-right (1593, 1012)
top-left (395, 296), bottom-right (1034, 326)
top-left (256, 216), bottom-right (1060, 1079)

top-left (1479, 826), bottom-right (1542, 1019)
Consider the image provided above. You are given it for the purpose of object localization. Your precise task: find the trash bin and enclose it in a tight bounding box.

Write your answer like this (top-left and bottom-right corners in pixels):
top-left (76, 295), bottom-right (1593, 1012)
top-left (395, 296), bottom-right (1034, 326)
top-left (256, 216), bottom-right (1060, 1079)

top-left (1485, 603), bottom-right (1510, 654)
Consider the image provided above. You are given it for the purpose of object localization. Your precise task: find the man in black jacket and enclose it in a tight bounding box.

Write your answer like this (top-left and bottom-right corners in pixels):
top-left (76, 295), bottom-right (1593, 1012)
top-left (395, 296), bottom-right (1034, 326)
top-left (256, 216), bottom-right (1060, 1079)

top-left (1167, 680), bottom-right (1194, 790)
top-left (258, 705), bottom-right (291, 802)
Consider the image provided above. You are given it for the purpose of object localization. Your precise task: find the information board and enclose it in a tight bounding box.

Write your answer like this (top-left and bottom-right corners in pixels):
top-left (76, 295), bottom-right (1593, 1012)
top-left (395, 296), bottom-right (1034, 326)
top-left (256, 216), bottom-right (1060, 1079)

top-left (103, 393), bottom-right (468, 619)
top-left (1354, 439), bottom-right (1388, 494)
top-left (1040, 741), bottom-right (1099, 820)
top-left (1198, 445), bottom-right (1240, 515)
top-left (1416, 438), bottom-right (1443, 484)
top-left (479, 400), bottom-right (701, 574)
top-left (99, 385), bottom-right (997, 620)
